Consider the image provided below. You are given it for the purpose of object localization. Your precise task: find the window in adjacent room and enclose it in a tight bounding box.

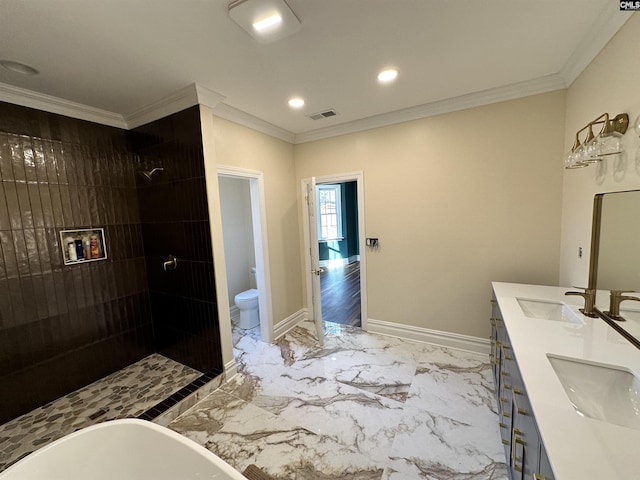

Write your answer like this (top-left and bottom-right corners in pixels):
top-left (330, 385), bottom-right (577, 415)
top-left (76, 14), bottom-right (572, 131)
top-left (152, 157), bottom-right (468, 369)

top-left (316, 184), bottom-right (343, 241)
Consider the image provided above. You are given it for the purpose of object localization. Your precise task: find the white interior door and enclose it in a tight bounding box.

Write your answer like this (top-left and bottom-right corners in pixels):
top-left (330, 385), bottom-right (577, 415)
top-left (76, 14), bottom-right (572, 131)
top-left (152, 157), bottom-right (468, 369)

top-left (307, 177), bottom-right (324, 346)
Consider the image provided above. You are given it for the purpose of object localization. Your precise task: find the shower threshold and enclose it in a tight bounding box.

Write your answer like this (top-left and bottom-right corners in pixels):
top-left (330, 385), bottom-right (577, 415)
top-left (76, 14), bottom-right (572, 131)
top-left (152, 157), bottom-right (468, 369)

top-left (0, 354), bottom-right (223, 473)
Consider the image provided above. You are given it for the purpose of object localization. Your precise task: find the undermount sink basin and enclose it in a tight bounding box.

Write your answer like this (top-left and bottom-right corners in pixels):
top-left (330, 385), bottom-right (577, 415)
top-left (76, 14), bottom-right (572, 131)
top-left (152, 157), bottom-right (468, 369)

top-left (547, 354), bottom-right (640, 430)
top-left (516, 298), bottom-right (583, 324)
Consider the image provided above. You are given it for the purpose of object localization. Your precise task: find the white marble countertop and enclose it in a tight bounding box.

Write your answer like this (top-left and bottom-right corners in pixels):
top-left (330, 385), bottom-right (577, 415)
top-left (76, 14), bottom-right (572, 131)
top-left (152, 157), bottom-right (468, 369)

top-left (492, 282), bottom-right (640, 480)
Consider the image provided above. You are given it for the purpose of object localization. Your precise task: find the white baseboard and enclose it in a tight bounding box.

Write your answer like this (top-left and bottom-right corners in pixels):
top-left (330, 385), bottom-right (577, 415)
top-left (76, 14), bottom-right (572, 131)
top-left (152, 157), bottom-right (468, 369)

top-left (319, 255), bottom-right (360, 268)
top-left (367, 318), bottom-right (490, 355)
top-left (229, 305), bottom-right (240, 324)
top-left (274, 308), bottom-right (308, 340)
top-left (224, 358), bottom-right (238, 381)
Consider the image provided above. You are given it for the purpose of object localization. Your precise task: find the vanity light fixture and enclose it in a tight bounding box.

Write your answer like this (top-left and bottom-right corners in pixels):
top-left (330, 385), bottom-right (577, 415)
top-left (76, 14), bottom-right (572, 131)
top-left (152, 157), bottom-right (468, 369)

top-left (565, 112), bottom-right (629, 169)
top-left (228, 0), bottom-right (301, 44)
top-left (288, 97), bottom-right (304, 108)
top-left (377, 68), bottom-right (398, 84)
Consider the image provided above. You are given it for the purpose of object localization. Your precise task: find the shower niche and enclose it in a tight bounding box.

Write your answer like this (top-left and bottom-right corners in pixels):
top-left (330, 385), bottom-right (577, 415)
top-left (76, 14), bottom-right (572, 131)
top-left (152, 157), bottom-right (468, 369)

top-left (59, 228), bottom-right (108, 265)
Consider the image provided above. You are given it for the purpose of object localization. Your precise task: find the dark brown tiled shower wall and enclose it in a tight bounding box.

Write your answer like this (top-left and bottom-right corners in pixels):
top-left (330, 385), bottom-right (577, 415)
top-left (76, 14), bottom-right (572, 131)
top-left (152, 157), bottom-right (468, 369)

top-left (132, 106), bottom-right (222, 374)
top-left (0, 102), bottom-right (223, 424)
top-left (0, 102), bottom-right (153, 423)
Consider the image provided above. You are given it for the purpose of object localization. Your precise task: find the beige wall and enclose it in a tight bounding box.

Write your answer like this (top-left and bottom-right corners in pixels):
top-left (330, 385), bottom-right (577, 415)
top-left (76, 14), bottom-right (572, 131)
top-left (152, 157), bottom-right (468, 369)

top-left (218, 176), bottom-right (256, 305)
top-left (200, 107), bottom-right (302, 369)
top-left (560, 13), bottom-right (640, 288)
top-left (210, 114), bottom-right (302, 323)
top-left (295, 91), bottom-right (566, 338)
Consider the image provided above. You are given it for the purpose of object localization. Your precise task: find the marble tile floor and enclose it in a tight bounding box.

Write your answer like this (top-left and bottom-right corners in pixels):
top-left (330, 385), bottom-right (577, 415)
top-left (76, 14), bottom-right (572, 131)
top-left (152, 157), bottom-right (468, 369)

top-left (169, 321), bottom-right (509, 479)
top-left (0, 353), bottom-right (200, 472)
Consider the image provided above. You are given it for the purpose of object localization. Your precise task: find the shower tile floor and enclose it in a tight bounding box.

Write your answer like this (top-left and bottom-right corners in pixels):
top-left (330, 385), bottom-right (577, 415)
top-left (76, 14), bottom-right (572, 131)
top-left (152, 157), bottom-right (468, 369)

top-left (0, 353), bottom-right (200, 472)
top-left (169, 321), bottom-right (509, 479)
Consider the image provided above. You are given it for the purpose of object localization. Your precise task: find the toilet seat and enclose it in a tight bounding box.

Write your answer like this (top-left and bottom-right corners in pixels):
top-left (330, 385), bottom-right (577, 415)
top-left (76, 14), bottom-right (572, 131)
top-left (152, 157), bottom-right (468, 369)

top-left (235, 289), bottom-right (258, 303)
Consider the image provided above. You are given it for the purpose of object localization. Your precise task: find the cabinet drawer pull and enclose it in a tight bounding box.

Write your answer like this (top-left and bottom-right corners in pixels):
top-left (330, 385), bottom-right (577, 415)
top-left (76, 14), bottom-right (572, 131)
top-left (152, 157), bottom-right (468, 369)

top-left (503, 384), bottom-right (512, 390)
top-left (513, 388), bottom-right (523, 395)
top-left (504, 355), bottom-right (514, 360)
top-left (513, 428), bottom-right (523, 436)
top-left (534, 475), bottom-right (550, 480)
top-left (501, 371), bottom-right (508, 376)
top-left (499, 422), bottom-right (507, 429)
top-left (501, 438), bottom-right (510, 445)
top-left (513, 392), bottom-right (527, 415)
top-left (513, 464), bottom-right (523, 473)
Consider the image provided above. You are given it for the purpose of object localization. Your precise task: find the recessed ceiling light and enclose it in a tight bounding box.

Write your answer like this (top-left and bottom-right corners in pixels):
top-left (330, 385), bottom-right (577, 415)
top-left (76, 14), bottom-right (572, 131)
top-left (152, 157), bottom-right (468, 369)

top-left (288, 98), bottom-right (305, 108)
top-left (377, 68), bottom-right (398, 84)
top-left (253, 12), bottom-right (282, 31)
top-left (0, 60), bottom-right (39, 75)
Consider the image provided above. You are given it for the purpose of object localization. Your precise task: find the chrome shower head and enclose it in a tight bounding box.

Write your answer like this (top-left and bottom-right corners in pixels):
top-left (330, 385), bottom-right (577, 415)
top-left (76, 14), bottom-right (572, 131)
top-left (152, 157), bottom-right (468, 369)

top-left (138, 167), bottom-right (164, 181)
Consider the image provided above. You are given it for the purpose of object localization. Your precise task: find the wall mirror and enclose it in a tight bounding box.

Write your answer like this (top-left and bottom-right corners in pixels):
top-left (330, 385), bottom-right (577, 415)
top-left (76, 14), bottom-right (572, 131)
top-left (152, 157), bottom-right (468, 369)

top-left (589, 189), bottom-right (640, 344)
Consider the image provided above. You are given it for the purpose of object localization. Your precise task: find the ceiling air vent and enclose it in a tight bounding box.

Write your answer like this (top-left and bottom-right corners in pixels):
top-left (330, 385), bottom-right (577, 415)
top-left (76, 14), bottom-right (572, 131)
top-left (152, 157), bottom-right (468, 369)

top-left (308, 109), bottom-right (337, 120)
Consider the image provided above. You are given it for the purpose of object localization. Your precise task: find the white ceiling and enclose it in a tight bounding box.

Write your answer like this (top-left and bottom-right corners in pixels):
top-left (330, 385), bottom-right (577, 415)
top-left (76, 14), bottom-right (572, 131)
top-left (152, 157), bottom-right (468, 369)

top-left (0, 1), bottom-right (632, 141)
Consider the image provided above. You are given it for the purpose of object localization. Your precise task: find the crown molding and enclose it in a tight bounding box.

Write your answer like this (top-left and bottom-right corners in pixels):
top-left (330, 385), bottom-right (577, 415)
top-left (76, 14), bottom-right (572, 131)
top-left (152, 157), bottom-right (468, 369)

top-left (293, 74), bottom-right (566, 144)
top-left (213, 102), bottom-right (295, 143)
top-left (124, 83), bottom-right (225, 129)
top-left (560, 5), bottom-right (633, 86)
top-left (0, 81), bottom-right (127, 128)
top-left (0, 2), bottom-right (629, 146)
top-left (194, 84), bottom-right (226, 110)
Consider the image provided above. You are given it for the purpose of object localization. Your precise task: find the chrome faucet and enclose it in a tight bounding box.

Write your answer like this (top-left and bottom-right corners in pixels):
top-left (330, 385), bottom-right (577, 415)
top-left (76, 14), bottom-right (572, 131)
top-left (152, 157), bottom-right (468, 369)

top-left (565, 287), bottom-right (598, 317)
top-left (604, 290), bottom-right (640, 321)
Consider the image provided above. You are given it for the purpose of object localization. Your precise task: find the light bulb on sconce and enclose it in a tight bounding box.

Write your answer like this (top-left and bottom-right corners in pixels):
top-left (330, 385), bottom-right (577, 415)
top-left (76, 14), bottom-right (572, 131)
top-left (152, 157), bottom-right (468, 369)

top-left (595, 114), bottom-right (626, 157)
top-left (582, 125), bottom-right (603, 164)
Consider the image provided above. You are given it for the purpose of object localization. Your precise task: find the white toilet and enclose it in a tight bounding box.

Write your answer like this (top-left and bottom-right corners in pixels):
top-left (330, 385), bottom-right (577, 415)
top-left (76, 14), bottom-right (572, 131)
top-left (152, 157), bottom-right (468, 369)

top-left (234, 267), bottom-right (260, 329)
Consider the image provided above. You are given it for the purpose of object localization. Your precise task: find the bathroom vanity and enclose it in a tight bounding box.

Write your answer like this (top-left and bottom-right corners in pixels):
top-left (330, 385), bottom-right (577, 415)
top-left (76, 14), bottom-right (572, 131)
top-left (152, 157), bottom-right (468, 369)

top-left (491, 282), bottom-right (640, 480)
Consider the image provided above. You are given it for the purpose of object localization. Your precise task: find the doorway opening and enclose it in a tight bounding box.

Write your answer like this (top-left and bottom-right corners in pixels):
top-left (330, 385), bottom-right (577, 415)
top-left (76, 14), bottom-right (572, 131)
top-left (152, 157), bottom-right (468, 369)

top-left (302, 172), bottom-right (367, 339)
top-left (217, 166), bottom-right (273, 343)
top-left (317, 181), bottom-right (361, 327)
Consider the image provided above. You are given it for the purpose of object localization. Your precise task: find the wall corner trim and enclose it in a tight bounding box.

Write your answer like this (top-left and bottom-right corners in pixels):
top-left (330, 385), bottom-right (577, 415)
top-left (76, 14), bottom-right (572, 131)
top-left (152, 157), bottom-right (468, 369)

top-left (273, 308), bottom-right (308, 340)
top-left (367, 318), bottom-right (490, 355)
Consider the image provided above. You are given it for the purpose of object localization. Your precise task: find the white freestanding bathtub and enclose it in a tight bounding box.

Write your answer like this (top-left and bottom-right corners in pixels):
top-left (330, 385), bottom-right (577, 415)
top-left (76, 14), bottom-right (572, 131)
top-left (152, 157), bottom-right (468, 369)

top-left (0, 419), bottom-right (248, 479)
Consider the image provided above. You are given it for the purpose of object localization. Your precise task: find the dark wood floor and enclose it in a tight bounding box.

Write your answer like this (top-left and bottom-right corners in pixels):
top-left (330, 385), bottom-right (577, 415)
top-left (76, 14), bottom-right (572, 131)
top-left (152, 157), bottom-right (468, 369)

top-left (320, 261), bottom-right (361, 327)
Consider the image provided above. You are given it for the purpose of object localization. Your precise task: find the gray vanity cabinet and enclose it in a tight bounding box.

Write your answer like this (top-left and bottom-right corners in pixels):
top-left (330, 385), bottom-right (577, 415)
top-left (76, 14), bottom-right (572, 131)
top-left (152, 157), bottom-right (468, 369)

top-left (490, 298), bottom-right (555, 480)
